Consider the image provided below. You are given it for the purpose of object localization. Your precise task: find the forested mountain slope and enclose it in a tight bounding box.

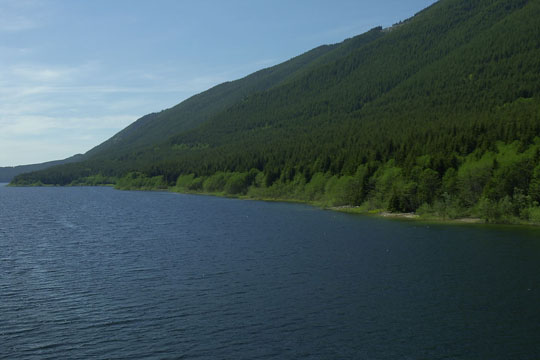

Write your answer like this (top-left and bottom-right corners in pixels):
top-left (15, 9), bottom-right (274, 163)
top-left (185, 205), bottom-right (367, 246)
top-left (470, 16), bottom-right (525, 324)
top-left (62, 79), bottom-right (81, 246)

top-left (0, 154), bottom-right (83, 183)
top-left (84, 28), bottom-right (384, 157)
top-left (13, 0), bottom-right (540, 223)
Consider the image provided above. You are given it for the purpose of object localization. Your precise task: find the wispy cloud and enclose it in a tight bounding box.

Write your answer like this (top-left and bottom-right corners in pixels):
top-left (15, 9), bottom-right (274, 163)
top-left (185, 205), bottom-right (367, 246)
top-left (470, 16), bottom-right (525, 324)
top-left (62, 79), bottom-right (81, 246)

top-left (6, 61), bottom-right (100, 83)
top-left (0, 137), bottom-right (86, 166)
top-left (0, 46), bottom-right (279, 165)
top-left (11, 65), bottom-right (75, 82)
top-left (0, 60), bottom-right (232, 99)
top-left (1, 114), bottom-right (137, 136)
top-left (0, 112), bottom-right (140, 166)
top-left (1, 115), bottom-right (60, 136)
top-left (0, 46), bottom-right (33, 56)
top-left (0, 0), bottom-right (263, 167)
top-left (0, 0), bottom-right (45, 33)
top-left (0, 58), bottom-right (198, 165)
top-left (0, 15), bottom-right (37, 32)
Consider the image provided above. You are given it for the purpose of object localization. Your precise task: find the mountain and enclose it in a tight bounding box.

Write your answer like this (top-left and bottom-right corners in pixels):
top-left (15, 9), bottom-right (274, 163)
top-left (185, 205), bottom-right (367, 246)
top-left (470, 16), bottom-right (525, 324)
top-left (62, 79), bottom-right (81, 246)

top-left (12, 0), bottom-right (540, 223)
top-left (0, 154), bottom-right (84, 183)
top-left (84, 29), bottom-right (383, 157)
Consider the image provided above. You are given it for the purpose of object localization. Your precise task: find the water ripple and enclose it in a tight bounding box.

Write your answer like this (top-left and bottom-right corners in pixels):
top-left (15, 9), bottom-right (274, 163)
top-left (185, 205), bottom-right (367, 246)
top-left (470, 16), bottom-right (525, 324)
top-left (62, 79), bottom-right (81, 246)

top-left (1, 186), bottom-right (540, 359)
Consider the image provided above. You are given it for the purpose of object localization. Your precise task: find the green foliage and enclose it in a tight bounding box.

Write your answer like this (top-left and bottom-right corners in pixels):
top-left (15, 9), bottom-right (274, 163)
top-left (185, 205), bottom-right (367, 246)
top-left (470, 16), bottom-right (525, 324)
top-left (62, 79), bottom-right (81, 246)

top-left (528, 164), bottom-right (540, 202)
top-left (224, 172), bottom-right (250, 195)
top-left (442, 168), bottom-right (458, 195)
top-left (325, 175), bottom-right (355, 206)
top-left (70, 173), bottom-right (115, 186)
top-left (116, 172), bottom-right (168, 190)
top-left (175, 173), bottom-right (196, 190)
top-left (203, 172), bottom-right (229, 193)
top-left (304, 172), bottom-right (329, 201)
top-left (457, 152), bottom-right (495, 206)
top-left (417, 168), bottom-right (441, 205)
top-left (527, 207), bottom-right (540, 223)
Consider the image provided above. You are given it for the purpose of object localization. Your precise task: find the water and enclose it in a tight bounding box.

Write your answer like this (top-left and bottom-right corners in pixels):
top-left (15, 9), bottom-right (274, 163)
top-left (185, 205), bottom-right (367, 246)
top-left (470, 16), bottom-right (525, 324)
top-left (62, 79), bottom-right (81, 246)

top-left (1, 185), bottom-right (539, 359)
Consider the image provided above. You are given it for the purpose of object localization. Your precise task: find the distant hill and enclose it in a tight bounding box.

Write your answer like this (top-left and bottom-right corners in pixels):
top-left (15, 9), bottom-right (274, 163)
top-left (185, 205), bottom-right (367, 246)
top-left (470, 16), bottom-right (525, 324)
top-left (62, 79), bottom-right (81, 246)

top-left (13, 0), bottom-right (540, 223)
top-left (0, 154), bottom-right (84, 183)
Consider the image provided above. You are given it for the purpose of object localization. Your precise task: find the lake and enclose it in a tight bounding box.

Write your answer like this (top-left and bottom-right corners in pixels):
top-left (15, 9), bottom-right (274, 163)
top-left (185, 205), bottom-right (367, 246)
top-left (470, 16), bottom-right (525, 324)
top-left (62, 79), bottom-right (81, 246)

top-left (1, 185), bottom-right (539, 359)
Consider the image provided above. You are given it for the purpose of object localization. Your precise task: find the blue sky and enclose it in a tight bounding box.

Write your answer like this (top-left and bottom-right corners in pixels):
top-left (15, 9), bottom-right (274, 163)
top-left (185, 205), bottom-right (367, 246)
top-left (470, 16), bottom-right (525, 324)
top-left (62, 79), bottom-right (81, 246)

top-left (0, 0), bottom-right (437, 166)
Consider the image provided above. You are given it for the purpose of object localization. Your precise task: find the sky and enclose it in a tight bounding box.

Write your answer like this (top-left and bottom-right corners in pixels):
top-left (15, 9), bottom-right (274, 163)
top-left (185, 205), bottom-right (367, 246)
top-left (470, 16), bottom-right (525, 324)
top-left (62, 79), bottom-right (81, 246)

top-left (0, 0), bottom-right (437, 166)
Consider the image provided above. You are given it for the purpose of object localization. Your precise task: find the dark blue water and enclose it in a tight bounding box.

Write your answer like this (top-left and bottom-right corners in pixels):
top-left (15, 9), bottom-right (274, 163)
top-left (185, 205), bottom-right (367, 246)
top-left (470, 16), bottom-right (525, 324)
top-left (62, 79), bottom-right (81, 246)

top-left (1, 185), bottom-right (539, 359)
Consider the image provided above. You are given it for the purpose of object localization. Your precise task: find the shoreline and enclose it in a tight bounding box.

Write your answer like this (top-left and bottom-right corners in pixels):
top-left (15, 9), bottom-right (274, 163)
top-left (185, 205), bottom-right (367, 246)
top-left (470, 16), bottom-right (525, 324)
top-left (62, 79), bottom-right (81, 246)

top-left (7, 182), bottom-right (540, 227)
top-left (170, 189), bottom-right (531, 227)
top-left (328, 205), bottom-right (489, 226)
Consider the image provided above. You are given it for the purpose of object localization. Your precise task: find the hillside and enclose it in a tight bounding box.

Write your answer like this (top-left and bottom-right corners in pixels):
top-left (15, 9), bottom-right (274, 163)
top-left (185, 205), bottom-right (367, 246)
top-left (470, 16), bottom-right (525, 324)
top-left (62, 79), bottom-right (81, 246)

top-left (0, 154), bottom-right (83, 183)
top-left (13, 0), bottom-right (540, 224)
top-left (84, 28), bottom-right (384, 157)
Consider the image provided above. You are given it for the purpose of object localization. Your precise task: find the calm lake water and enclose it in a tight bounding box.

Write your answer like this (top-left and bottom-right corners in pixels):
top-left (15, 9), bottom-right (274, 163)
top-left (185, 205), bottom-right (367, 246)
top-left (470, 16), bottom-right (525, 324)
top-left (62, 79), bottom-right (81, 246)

top-left (1, 185), bottom-right (539, 359)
